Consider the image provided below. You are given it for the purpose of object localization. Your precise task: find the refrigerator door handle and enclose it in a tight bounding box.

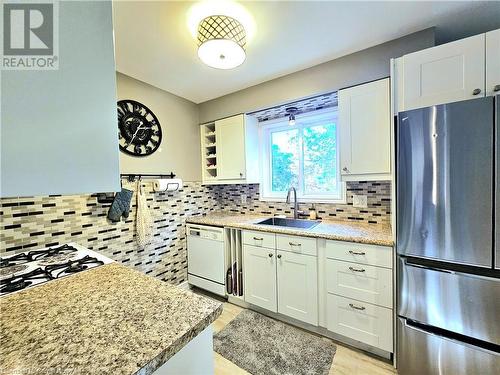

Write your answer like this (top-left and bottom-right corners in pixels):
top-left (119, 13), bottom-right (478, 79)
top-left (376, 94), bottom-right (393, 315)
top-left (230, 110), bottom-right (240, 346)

top-left (403, 258), bottom-right (453, 274)
top-left (403, 319), bottom-right (500, 355)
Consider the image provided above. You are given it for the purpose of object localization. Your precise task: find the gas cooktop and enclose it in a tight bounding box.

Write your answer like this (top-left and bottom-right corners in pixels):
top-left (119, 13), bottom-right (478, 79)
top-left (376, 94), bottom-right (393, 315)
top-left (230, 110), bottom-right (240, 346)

top-left (0, 243), bottom-right (113, 297)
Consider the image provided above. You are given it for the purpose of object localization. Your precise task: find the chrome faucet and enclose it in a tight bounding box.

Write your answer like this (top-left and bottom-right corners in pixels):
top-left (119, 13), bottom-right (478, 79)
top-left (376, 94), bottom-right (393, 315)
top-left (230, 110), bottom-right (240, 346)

top-left (286, 186), bottom-right (300, 219)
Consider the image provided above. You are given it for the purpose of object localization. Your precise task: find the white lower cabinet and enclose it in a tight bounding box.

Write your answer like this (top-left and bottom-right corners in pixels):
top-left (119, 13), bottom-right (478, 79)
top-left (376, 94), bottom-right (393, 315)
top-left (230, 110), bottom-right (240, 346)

top-left (322, 239), bottom-right (394, 353)
top-left (242, 231), bottom-right (394, 354)
top-left (243, 245), bottom-right (277, 312)
top-left (326, 294), bottom-right (393, 353)
top-left (243, 232), bottom-right (319, 325)
top-left (277, 250), bottom-right (318, 325)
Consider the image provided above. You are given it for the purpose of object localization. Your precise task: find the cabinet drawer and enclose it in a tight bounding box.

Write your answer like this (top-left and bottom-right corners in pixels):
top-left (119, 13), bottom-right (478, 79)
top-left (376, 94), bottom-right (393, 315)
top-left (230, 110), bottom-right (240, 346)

top-left (242, 230), bottom-right (275, 249)
top-left (327, 294), bottom-right (393, 352)
top-left (276, 234), bottom-right (317, 256)
top-left (326, 259), bottom-right (392, 308)
top-left (325, 240), bottom-right (392, 268)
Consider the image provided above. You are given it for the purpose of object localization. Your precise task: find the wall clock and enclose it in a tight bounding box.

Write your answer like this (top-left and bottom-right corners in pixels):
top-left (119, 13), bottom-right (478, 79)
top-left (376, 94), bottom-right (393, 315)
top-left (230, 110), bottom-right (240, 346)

top-left (117, 100), bottom-right (162, 157)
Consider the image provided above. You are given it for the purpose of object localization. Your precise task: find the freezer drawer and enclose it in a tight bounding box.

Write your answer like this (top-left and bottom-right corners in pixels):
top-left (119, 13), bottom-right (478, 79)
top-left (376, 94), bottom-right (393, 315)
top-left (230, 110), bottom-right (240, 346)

top-left (398, 257), bottom-right (500, 344)
top-left (397, 97), bottom-right (494, 267)
top-left (397, 318), bottom-right (500, 375)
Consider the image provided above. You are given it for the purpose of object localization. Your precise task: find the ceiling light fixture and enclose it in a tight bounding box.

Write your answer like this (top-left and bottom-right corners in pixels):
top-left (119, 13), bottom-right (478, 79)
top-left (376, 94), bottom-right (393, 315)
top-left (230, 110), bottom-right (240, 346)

top-left (197, 15), bottom-right (246, 69)
top-left (286, 107), bottom-right (298, 126)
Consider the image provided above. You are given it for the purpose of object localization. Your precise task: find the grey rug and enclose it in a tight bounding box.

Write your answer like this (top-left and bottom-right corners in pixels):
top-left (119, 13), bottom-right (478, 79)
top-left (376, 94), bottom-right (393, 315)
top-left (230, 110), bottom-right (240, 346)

top-left (214, 309), bottom-right (336, 375)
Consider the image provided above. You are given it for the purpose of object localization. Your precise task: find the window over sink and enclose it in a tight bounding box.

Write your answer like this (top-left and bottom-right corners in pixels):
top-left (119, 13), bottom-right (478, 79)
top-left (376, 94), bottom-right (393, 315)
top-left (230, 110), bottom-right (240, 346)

top-left (259, 109), bottom-right (345, 202)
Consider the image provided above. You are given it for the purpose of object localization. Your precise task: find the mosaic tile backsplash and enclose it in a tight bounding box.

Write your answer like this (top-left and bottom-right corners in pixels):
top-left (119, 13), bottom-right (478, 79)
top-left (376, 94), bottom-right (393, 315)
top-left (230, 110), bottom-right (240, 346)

top-left (0, 182), bottom-right (220, 285)
top-left (0, 181), bottom-right (390, 285)
top-left (216, 181), bottom-right (391, 225)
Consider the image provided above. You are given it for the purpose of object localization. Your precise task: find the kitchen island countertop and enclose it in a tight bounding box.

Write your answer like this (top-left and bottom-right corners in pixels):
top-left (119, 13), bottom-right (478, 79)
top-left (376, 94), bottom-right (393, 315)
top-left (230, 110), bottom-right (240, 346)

top-left (0, 263), bottom-right (222, 375)
top-left (187, 211), bottom-right (394, 246)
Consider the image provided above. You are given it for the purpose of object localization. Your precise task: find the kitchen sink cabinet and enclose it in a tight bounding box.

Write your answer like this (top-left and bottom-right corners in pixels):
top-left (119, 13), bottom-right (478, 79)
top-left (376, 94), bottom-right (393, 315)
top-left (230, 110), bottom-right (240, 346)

top-left (1, 1), bottom-right (119, 197)
top-left (243, 244), bottom-right (277, 312)
top-left (243, 231), bottom-right (319, 325)
top-left (201, 114), bottom-right (259, 185)
top-left (338, 78), bottom-right (391, 181)
top-left (277, 250), bottom-right (318, 325)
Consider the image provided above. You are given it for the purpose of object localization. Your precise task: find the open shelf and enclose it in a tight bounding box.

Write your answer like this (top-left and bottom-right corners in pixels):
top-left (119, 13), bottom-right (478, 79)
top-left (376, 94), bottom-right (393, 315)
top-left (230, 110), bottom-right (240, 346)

top-left (201, 122), bottom-right (218, 180)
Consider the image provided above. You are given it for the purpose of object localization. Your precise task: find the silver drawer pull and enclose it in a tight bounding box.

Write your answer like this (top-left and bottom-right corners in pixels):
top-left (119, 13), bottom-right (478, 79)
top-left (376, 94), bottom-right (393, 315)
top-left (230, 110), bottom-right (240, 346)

top-left (349, 250), bottom-right (366, 256)
top-left (289, 242), bottom-right (302, 247)
top-left (349, 303), bottom-right (366, 311)
top-left (349, 266), bottom-right (366, 273)
top-left (253, 237), bottom-right (264, 241)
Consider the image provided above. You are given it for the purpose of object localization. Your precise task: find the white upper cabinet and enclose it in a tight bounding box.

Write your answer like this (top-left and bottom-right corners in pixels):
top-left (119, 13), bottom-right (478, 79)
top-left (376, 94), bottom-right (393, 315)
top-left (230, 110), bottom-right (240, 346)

top-left (400, 34), bottom-right (485, 111)
top-left (339, 78), bottom-right (391, 180)
top-left (395, 31), bottom-right (500, 112)
top-left (1, 1), bottom-right (119, 197)
top-left (201, 114), bottom-right (259, 184)
top-left (216, 115), bottom-right (247, 180)
top-left (486, 29), bottom-right (500, 96)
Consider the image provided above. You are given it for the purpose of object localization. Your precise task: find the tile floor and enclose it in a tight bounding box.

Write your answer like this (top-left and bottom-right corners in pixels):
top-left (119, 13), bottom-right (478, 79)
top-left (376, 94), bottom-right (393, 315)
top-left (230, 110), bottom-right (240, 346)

top-left (212, 302), bottom-right (397, 375)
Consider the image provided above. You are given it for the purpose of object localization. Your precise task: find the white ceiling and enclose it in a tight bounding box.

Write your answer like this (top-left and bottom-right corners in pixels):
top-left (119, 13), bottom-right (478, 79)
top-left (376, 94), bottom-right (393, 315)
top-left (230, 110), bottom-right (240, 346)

top-left (113, 1), bottom-right (500, 104)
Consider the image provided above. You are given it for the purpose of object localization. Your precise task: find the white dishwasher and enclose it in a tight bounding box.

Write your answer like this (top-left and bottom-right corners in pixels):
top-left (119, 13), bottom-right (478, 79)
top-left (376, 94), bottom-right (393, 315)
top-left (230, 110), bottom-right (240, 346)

top-left (186, 224), bottom-right (225, 296)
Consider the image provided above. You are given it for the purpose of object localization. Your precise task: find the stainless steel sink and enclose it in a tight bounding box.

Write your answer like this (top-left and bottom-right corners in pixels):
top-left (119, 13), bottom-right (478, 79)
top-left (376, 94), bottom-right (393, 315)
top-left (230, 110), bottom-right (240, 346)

top-left (255, 217), bottom-right (320, 229)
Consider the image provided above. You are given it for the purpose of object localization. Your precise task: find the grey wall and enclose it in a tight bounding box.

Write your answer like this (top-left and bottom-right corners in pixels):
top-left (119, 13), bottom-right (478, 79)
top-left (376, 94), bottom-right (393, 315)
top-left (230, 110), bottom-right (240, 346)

top-left (199, 28), bottom-right (435, 123)
top-left (117, 73), bottom-right (201, 181)
top-left (1, 1), bottom-right (119, 197)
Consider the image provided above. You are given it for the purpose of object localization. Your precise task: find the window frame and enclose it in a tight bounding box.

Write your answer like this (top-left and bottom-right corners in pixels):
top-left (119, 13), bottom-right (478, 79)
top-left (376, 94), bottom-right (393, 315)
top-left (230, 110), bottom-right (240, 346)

top-left (259, 108), bottom-right (346, 203)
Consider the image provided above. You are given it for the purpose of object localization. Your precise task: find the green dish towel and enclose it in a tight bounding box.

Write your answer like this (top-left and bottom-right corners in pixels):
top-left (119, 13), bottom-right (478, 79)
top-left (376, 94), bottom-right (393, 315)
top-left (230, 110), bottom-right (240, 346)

top-left (107, 188), bottom-right (133, 222)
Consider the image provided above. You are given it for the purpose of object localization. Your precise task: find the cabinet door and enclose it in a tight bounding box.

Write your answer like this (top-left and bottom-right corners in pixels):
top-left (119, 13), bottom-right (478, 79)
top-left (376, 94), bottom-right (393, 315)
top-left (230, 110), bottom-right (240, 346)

top-left (215, 115), bottom-right (246, 180)
top-left (243, 245), bottom-right (277, 312)
top-left (277, 250), bottom-right (318, 325)
top-left (339, 78), bottom-right (390, 177)
top-left (401, 33), bottom-right (485, 111)
top-left (1, 1), bottom-right (119, 197)
top-left (486, 29), bottom-right (500, 96)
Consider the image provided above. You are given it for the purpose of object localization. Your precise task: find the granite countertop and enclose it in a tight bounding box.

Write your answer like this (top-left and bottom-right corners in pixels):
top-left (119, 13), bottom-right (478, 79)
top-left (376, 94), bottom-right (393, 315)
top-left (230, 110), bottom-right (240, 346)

top-left (187, 211), bottom-right (394, 246)
top-left (0, 263), bottom-right (222, 375)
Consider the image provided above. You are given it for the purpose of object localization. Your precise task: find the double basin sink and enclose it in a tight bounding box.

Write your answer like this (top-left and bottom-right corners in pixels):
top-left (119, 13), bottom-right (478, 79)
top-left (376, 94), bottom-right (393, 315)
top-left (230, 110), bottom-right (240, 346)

top-left (256, 217), bottom-right (320, 230)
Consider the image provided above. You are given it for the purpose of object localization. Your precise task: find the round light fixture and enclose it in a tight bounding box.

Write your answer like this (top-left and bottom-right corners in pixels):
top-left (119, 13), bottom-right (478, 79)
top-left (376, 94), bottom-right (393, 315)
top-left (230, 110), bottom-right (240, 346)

top-left (197, 15), bottom-right (246, 69)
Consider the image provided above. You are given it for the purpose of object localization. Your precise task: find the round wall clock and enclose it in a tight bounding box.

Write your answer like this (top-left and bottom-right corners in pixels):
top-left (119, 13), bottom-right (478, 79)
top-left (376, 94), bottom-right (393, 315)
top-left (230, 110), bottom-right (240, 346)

top-left (117, 99), bottom-right (162, 157)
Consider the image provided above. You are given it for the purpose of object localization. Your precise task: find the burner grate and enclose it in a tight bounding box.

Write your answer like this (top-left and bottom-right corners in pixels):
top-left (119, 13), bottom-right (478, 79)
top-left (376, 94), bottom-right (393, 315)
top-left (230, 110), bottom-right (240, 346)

top-left (0, 268), bottom-right (51, 295)
top-left (45, 255), bottom-right (104, 279)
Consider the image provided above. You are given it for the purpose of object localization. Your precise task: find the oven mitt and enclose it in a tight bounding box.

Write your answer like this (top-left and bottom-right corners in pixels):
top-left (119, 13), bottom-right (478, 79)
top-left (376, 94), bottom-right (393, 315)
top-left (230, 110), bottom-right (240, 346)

top-left (107, 188), bottom-right (133, 222)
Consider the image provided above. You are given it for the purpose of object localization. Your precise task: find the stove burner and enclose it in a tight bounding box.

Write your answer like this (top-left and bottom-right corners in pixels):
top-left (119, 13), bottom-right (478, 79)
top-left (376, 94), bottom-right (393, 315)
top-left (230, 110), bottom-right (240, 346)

top-left (28, 244), bottom-right (78, 261)
top-left (45, 255), bottom-right (104, 279)
top-left (0, 253), bottom-right (30, 268)
top-left (0, 268), bottom-right (51, 295)
top-left (0, 264), bottom-right (29, 279)
top-left (37, 253), bottom-right (79, 267)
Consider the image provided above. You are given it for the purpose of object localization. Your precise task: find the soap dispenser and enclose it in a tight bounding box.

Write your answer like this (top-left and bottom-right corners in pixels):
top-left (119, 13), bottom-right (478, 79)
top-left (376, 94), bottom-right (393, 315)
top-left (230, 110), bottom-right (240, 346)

top-left (309, 204), bottom-right (317, 220)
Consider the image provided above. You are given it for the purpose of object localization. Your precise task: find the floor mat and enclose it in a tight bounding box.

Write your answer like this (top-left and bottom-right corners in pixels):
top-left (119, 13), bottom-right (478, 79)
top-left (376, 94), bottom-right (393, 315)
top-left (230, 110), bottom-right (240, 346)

top-left (214, 309), bottom-right (336, 375)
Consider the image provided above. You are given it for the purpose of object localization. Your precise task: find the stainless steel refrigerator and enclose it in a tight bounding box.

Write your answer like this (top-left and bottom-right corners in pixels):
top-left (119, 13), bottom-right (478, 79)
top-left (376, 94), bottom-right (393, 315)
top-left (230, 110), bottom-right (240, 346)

top-left (397, 96), bottom-right (500, 374)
